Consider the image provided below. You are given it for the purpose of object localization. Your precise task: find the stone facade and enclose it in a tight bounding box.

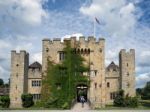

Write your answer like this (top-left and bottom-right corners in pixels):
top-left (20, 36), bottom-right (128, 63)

top-left (10, 50), bottom-right (29, 108)
top-left (9, 36), bottom-right (136, 108)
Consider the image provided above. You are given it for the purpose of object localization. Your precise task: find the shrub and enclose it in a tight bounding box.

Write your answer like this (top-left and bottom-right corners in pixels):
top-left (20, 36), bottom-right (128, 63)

top-left (114, 90), bottom-right (125, 107)
top-left (61, 102), bottom-right (69, 109)
top-left (124, 96), bottom-right (139, 107)
top-left (141, 81), bottom-right (150, 100)
top-left (114, 90), bottom-right (139, 108)
top-left (0, 95), bottom-right (10, 108)
top-left (21, 93), bottom-right (34, 108)
top-left (114, 95), bottom-right (125, 107)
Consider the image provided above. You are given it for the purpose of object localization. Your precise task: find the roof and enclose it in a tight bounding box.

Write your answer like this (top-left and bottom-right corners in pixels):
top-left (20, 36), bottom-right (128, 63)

top-left (106, 61), bottom-right (119, 71)
top-left (29, 61), bottom-right (42, 69)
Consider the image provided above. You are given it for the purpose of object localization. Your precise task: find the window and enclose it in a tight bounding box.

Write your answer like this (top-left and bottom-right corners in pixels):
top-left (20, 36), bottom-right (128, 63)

top-left (16, 64), bottom-right (19, 67)
top-left (94, 83), bottom-right (97, 89)
top-left (16, 73), bottom-right (18, 78)
top-left (59, 52), bottom-right (65, 61)
top-left (32, 94), bottom-right (41, 100)
top-left (110, 92), bottom-right (116, 100)
top-left (99, 84), bottom-right (101, 88)
top-left (127, 63), bottom-right (128, 67)
top-left (127, 72), bottom-right (129, 76)
top-left (113, 69), bottom-right (116, 71)
top-left (99, 48), bottom-right (102, 53)
top-left (107, 82), bottom-right (110, 88)
top-left (46, 48), bottom-right (49, 52)
top-left (32, 80), bottom-right (41, 87)
top-left (94, 70), bottom-right (97, 76)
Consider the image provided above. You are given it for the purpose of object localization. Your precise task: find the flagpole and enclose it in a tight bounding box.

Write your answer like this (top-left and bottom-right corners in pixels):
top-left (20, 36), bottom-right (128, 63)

top-left (93, 17), bottom-right (96, 38)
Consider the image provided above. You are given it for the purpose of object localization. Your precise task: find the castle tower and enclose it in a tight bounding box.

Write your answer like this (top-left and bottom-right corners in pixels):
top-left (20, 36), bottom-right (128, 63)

top-left (42, 36), bottom-right (106, 108)
top-left (10, 50), bottom-right (29, 108)
top-left (119, 49), bottom-right (135, 96)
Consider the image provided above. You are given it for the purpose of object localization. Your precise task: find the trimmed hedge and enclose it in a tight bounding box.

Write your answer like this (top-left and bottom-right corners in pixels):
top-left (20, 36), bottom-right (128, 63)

top-left (21, 93), bottom-right (34, 108)
top-left (0, 95), bottom-right (10, 108)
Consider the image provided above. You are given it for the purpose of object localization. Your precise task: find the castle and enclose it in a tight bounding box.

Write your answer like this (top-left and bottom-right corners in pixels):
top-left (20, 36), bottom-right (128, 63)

top-left (9, 36), bottom-right (135, 108)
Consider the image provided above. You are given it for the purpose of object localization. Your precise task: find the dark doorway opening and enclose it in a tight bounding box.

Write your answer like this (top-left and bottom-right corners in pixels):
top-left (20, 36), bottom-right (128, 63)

top-left (76, 84), bottom-right (88, 102)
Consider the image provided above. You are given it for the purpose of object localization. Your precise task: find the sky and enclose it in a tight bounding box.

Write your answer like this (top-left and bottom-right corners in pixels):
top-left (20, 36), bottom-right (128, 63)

top-left (0, 0), bottom-right (150, 88)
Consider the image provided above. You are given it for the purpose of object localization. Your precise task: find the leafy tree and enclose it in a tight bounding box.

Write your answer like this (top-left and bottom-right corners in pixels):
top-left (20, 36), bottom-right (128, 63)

top-left (136, 88), bottom-right (142, 96)
top-left (141, 81), bottom-right (150, 100)
top-left (21, 93), bottom-right (34, 108)
top-left (41, 41), bottom-right (89, 109)
top-left (0, 95), bottom-right (10, 108)
top-left (0, 78), bottom-right (4, 86)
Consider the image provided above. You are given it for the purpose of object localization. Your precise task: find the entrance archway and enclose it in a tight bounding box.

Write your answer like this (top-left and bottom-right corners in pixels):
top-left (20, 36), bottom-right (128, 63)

top-left (76, 84), bottom-right (88, 102)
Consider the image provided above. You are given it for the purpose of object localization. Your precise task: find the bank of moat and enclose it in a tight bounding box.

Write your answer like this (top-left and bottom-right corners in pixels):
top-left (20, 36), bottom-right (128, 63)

top-left (9, 36), bottom-right (136, 108)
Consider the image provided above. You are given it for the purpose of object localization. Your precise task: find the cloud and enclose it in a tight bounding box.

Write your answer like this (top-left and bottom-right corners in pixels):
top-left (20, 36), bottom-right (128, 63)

top-left (31, 52), bottom-right (42, 64)
top-left (80, 0), bottom-right (138, 37)
top-left (136, 72), bottom-right (150, 88)
top-left (138, 51), bottom-right (150, 67)
top-left (0, 0), bottom-right (48, 36)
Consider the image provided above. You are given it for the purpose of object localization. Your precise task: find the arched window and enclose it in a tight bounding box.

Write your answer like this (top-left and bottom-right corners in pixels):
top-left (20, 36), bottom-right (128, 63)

top-left (81, 48), bottom-right (83, 54)
top-left (84, 49), bottom-right (87, 54)
top-left (77, 48), bottom-right (80, 54)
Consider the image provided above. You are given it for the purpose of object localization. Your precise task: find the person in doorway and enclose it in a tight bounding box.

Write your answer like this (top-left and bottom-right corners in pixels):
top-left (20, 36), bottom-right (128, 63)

top-left (80, 96), bottom-right (85, 107)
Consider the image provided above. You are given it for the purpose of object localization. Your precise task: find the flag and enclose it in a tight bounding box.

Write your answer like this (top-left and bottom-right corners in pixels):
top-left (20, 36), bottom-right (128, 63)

top-left (95, 17), bottom-right (100, 24)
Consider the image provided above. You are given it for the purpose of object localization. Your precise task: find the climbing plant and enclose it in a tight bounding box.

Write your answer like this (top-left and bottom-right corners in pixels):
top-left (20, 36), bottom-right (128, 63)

top-left (41, 40), bottom-right (89, 109)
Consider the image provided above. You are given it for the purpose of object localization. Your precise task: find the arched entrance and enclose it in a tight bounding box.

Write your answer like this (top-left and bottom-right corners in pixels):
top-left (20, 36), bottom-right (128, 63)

top-left (76, 84), bottom-right (88, 102)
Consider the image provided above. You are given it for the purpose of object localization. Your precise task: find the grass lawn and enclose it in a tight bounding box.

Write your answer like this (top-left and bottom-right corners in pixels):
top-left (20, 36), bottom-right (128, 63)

top-left (0, 100), bottom-right (150, 110)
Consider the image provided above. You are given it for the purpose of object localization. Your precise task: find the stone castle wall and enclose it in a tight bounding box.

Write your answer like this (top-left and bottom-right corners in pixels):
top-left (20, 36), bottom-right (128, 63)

top-left (119, 49), bottom-right (136, 96)
top-left (10, 50), bottom-right (29, 108)
top-left (42, 36), bottom-right (106, 108)
top-left (10, 36), bottom-right (136, 108)
top-left (28, 68), bottom-right (42, 98)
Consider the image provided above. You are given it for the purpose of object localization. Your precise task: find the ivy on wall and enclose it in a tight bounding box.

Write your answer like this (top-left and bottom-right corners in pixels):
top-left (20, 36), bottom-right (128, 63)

top-left (40, 41), bottom-right (89, 109)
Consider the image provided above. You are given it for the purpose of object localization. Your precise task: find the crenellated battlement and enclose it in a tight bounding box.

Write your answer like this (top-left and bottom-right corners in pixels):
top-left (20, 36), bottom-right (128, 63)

top-left (11, 50), bottom-right (28, 55)
top-left (120, 49), bottom-right (135, 55)
top-left (42, 36), bottom-right (105, 45)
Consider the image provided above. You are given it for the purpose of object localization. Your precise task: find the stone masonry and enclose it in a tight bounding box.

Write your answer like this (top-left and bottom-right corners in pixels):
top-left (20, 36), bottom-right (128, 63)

top-left (9, 36), bottom-right (136, 108)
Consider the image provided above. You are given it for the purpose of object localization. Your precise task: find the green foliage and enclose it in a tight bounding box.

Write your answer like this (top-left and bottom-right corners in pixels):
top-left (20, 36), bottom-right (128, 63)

top-left (114, 90), bottom-right (125, 107)
top-left (114, 89), bottom-right (139, 107)
top-left (21, 93), bottom-right (34, 108)
top-left (0, 78), bottom-right (4, 86)
top-left (0, 95), bottom-right (10, 108)
top-left (136, 88), bottom-right (142, 96)
top-left (41, 41), bottom-right (89, 109)
top-left (141, 81), bottom-right (150, 100)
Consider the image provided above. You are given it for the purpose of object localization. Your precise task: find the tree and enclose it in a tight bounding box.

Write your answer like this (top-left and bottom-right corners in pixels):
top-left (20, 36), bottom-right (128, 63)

top-left (0, 78), bottom-right (4, 86)
top-left (0, 95), bottom-right (10, 108)
top-left (136, 88), bottom-right (142, 96)
top-left (21, 94), bottom-right (34, 108)
top-left (141, 81), bottom-right (150, 100)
